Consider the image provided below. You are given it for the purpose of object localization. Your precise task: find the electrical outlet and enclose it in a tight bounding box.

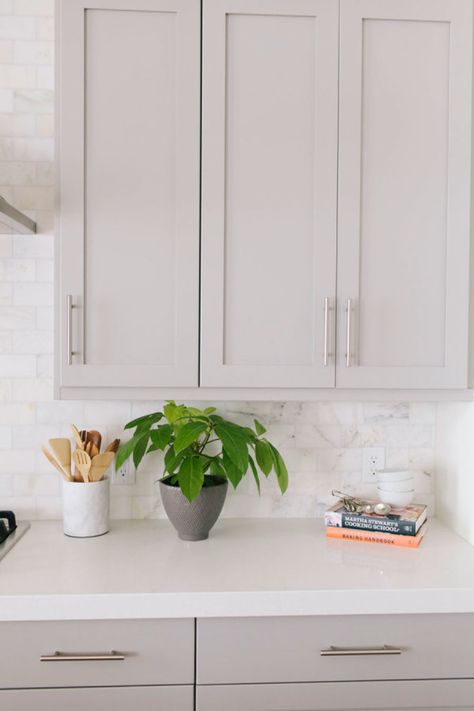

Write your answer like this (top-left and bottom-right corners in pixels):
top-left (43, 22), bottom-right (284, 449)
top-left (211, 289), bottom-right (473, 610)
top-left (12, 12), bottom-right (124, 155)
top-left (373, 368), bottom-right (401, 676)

top-left (112, 458), bottom-right (136, 486)
top-left (362, 447), bottom-right (385, 483)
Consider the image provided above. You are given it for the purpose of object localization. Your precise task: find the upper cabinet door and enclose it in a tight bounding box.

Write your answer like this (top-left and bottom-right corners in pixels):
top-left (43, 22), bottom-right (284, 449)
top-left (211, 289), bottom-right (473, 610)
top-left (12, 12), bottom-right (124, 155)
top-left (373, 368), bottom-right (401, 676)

top-left (200, 0), bottom-right (339, 388)
top-left (57, 0), bottom-right (200, 388)
top-left (337, 0), bottom-right (473, 389)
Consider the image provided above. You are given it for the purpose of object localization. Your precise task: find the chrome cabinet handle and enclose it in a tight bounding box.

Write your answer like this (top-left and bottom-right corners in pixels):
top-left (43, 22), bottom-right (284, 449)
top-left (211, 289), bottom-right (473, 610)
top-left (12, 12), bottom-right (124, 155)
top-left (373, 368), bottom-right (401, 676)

top-left (345, 298), bottom-right (352, 367)
top-left (67, 294), bottom-right (77, 365)
top-left (323, 297), bottom-right (331, 366)
top-left (321, 645), bottom-right (402, 657)
top-left (40, 651), bottom-right (125, 662)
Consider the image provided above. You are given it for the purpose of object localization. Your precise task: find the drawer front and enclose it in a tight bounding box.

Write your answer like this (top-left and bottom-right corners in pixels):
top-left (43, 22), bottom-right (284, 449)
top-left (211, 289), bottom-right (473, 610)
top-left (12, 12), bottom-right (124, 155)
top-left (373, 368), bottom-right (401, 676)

top-left (0, 619), bottom-right (193, 689)
top-left (0, 686), bottom-right (193, 711)
top-left (197, 614), bottom-right (474, 684)
top-left (197, 680), bottom-right (474, 711)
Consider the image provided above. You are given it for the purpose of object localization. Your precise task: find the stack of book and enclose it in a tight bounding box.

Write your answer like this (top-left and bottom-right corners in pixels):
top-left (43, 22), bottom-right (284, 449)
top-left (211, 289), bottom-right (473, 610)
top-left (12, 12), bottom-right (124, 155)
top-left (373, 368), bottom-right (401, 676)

top-left (324, 501), bottom-right (428, 547)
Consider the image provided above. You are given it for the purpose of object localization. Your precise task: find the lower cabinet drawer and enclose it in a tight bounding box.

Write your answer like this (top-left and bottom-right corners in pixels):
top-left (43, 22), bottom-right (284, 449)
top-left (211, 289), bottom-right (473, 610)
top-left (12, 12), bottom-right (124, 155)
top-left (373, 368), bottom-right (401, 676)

top-left (0, 619), bottom-right (194, 689)
top-left (0, 685), bottom-right (193, 711)
top-left (196, 680), bottom-right (474, 711)
top-left (197, 614), bottom-right (474, 684)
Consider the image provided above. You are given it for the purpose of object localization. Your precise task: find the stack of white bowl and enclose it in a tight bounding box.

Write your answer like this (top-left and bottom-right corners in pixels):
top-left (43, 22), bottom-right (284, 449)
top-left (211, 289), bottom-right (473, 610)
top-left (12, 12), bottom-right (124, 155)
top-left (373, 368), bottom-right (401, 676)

top-left (376, 470), bottom-right (415, 507)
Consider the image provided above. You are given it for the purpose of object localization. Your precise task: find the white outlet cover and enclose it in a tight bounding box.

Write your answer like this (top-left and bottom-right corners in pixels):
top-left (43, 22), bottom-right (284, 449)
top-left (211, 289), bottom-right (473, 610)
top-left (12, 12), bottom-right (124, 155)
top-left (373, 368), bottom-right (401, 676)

top-left (111, 458), bottom-right (136, 486)
top-left (362, 447), bottom-right (385, 483)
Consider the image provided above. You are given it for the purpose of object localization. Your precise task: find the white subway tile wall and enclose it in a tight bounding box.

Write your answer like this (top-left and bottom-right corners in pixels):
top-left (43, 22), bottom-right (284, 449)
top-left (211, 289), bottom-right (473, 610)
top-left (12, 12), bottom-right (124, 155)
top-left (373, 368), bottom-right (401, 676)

top-left (0, 1), bottom-right (435, 520)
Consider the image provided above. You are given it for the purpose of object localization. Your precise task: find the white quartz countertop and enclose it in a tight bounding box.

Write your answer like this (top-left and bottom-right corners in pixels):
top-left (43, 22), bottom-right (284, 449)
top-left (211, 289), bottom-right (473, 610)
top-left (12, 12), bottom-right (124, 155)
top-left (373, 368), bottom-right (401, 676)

top-left (1, 518), bottom-right (474, 621)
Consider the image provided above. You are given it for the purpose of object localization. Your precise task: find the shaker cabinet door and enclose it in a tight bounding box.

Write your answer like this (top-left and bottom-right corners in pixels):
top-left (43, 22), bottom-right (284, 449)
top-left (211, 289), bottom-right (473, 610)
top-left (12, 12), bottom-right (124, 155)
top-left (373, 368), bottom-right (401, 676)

top-left (200, 0), bottom-right (339, 388)
top-left (336, 0), bottom-right (473, 389)
top-left (57, 0), bottom-right (200, 389)
top-left (197, 680), bottom-right (474, 711)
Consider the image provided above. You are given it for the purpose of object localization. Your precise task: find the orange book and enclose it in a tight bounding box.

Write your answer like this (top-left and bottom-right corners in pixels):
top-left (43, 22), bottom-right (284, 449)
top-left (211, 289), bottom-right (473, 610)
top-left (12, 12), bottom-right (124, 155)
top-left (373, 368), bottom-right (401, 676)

top-left (326, 523), bottom-right (427, 548)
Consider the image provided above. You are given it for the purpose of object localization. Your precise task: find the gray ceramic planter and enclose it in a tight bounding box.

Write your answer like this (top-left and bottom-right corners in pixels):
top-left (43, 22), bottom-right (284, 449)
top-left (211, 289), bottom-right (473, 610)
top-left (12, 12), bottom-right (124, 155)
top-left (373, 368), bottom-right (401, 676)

top-left (159, 478), bottom-right (228, 541)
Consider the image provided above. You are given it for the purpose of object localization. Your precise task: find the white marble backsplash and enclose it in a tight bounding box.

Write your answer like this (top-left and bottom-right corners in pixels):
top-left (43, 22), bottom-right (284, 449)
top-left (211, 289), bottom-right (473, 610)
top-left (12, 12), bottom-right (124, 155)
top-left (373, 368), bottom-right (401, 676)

top-left (0, 398), bottom-right (435, 520)
top-left (0, 0), bottom-right (436, 520)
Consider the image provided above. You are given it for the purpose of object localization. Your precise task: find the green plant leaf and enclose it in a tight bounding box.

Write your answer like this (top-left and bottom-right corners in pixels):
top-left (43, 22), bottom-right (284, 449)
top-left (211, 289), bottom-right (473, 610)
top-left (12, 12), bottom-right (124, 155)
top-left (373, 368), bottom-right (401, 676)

top-left (164, 401), bottom-right (187, 424)
top-left (204, 407), bottom-right (217, 415)
top-left (210, 459), bottom-right (226, 478)
top-left (124, 412), bottom-right (162, 430)
top-left (269, 444), bottom-right (289, 494)
top-left (179, 456), bottom-right (205, 502)
top-left (222, 450), bottom-right (245, 488)
top-left (164, 446), bottom-right (185, 474)
top-left (115, 431), bottom-right (148, 471)
top-left (255, 440), bottom-right (273, 476)
top-left (254, 419), bottom-right (266, 436)
top-left (149, 424), bottom-right (173, 451)
top-left (174, 421), bottom-right (209, 454)
top-left (133, 432), bottom-right (149, 470)
top-left (213, 420), bottom-right (249, 472)
top-left (248, 455), bottom-right (261, 495)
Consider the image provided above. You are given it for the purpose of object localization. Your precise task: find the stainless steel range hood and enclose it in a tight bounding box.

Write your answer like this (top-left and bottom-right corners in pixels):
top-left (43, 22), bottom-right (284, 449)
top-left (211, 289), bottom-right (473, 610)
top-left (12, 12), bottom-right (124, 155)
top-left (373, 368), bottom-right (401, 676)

top-left (0, 195), bottom-right (36, 234)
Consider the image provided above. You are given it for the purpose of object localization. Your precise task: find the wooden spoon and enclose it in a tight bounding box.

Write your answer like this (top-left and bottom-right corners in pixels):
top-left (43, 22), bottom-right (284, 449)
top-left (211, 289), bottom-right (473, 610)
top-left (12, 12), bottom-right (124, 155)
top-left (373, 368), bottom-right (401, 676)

top-left (89, 451), bottom-right (114, 482)
top-left (42, 446), bottom-right (71, 481)
top-left (72, 448), bottom-right (92, 483)
top-left (87, 430), bottom-right (102, 455)
top-left (49, 438), bottom-right (72, 480)
top-left (104, 438), bottom-right (120, 454)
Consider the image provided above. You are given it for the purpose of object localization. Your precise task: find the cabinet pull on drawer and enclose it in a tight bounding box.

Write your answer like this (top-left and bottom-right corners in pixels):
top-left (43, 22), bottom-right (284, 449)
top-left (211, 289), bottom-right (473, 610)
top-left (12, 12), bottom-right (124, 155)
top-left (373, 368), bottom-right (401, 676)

top-left (40, 651), bottom-right (125, 662)
top-left (320, 645), bottom-right (402, 657)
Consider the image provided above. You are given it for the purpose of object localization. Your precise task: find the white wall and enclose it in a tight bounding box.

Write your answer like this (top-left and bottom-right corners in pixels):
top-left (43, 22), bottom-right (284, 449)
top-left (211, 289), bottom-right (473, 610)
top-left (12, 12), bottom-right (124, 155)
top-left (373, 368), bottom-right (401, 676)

top-left (435, 403), bottom-right (474, 544)
top-left (0, 0), bottom-right (436, 521)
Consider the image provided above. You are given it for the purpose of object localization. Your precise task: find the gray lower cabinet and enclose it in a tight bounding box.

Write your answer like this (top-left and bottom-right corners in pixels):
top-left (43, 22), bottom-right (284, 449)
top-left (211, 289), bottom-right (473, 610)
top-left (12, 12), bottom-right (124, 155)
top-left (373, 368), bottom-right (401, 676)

top-left (197, 615), bottom-right (474, 684)
top-left (0, 685), bottom-right (193, 711)
top-left (196, 680), bottom-right (474, 711)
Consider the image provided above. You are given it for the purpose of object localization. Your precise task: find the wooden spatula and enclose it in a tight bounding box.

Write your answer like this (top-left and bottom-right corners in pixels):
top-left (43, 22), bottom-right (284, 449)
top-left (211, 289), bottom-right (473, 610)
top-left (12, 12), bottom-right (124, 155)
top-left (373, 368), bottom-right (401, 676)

top-left (71, 424), bottom-right (84, 450)
top-left (49, 438), bottom-right (72, 480)
top-left (72, 448), bottom-right (92, 483)
top-left (42, 446), bottom-right (71, 481)
top-left (89, 451), bottom-right (114, 482)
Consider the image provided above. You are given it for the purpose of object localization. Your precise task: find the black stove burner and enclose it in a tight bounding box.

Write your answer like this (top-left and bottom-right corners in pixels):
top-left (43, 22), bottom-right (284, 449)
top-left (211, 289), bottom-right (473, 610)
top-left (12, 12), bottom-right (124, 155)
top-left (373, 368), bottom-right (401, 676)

top-left (0, 511), bottom-right (17, 544)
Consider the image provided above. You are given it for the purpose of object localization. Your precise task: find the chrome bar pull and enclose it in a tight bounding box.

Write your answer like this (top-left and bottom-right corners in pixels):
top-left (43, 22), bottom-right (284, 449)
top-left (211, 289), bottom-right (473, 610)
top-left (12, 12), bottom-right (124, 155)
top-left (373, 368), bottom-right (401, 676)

top-left (67, 294), bottom-right (76, 365)
top-left (323, 297), bottom-right (330, 366)
top-left (40, 651), bottom-right (125, 662)
top-left (345, 298), bottom-right (352, 367)
top-left (321, 645), bottom-right (402, 657)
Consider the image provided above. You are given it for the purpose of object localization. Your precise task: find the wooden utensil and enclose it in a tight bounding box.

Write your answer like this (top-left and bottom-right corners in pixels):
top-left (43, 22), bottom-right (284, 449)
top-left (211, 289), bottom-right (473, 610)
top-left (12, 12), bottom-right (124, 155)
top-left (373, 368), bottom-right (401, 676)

top-left (71, 424), bottom-right (84, 450)
top-left (87, 430), bottom-right (102, 455)
top-left (73, 448), bottom-right (92, 483)
top-left (42, 446), bottom-right (71, 481)
top-left (49, 438), bottom-right (72, 480)
top-left (89, 451), bottom-right (115, 482)
top-left (104, 438), bottom-right (120, 454)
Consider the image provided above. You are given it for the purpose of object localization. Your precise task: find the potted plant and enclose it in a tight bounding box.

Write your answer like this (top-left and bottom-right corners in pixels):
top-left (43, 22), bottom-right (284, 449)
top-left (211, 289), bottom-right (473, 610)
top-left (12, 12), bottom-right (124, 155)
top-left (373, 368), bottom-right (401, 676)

top-left (116, 401), bottom-right (288, 540)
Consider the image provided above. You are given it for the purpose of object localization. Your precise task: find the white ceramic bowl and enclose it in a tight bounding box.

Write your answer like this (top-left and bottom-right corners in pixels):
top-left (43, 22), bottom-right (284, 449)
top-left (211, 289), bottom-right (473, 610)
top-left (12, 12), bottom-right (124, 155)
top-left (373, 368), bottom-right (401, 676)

top-left (377, 479), bottom-right (414, 492)
top-left (377, 469), bottom-right (413, 483)
top-left (377, 487), bottom-right (415, 507)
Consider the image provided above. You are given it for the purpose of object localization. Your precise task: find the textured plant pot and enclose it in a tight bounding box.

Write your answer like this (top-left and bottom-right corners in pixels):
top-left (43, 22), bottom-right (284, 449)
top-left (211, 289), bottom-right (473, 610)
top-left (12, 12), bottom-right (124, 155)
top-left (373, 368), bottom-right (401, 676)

top-left (159, 479), bottom-right (228, 541)
top-left (62, 478), bottom-right (110, 538)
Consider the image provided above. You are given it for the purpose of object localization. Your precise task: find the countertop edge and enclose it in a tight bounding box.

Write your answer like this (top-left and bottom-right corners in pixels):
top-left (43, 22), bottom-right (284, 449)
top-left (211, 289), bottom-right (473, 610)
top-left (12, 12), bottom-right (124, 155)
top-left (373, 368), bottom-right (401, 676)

top-left (1, 588), bottom-right (474, 622)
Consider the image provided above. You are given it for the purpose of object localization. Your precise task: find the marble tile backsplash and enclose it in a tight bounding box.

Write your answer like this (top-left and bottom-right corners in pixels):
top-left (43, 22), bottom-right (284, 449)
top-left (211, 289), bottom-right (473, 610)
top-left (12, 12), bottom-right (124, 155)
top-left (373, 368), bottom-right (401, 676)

top-left (0, 0), bottom-right (436, 520)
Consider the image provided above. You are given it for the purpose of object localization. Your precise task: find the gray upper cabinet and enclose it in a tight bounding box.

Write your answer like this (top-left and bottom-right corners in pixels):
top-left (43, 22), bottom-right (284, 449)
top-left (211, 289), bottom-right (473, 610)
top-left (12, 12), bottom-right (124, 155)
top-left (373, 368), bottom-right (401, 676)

top-left (57, 0), bottom-right (200, 390)
top-left (200, 0), bottom-right (339, 388)
top-left (336, 0), bottom-right (473, 389)
top-left (57, 0), bottom-right (474, 396)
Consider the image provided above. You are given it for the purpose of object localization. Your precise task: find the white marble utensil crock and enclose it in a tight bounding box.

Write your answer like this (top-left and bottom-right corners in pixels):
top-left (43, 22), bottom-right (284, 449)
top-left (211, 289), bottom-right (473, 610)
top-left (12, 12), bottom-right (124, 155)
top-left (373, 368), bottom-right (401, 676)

top-left (62, 478), bottom-right (110, 537)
